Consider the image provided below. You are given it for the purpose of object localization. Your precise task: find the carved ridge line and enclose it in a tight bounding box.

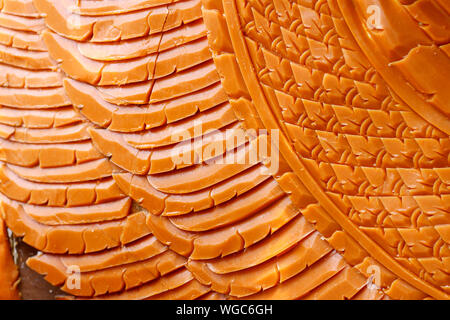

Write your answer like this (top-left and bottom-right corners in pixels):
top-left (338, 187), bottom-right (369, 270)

top-left (221, 0), bottom-right (449, 300)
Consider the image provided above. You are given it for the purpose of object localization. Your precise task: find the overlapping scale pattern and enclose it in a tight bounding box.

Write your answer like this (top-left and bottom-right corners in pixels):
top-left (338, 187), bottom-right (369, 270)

top-left (0, 0), bottom-right (447, 300)
top-left (199, 0), bottom-right (449, 299)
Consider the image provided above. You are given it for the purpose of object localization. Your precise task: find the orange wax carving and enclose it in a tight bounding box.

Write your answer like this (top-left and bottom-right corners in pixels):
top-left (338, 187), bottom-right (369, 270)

top-left (0, 0), bottom-right (447, 300)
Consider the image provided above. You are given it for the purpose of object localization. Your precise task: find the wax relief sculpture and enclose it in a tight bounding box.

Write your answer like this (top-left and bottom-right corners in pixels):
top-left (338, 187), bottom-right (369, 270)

top-left (0, 0), bottom-right (448, 300)
top-left (170, 126), bottom-right (281, 176)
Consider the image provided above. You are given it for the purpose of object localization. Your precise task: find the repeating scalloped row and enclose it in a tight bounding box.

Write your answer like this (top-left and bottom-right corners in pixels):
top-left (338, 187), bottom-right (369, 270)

top-left (33, 0), bottom-right (203, 42)
top-left (0, 0), bottom-right (393, 300)
top-left (2, 0), bottom-right (446, 300)
top-left (201, 0), bottom-right (449, 299)
top-left (0, 5), bottom-right (151, 286)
